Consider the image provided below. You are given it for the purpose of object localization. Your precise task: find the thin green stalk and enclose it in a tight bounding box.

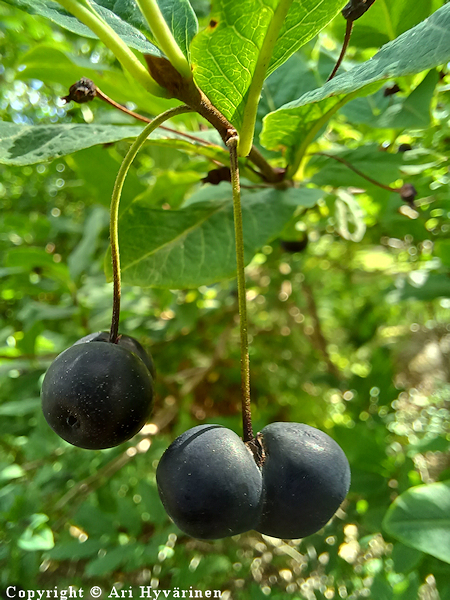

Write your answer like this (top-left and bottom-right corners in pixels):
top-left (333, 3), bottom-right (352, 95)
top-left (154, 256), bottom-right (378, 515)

top-left (239, 0), bottom-right (293, 157)
top-left (135, 0), bottom-right (192, 79)
top-left (54, 0), bottom-right (167, 97)
top-left (109, 105), bottom-right (193, 343)
top-left (226, 135), bottom-right (253, 443)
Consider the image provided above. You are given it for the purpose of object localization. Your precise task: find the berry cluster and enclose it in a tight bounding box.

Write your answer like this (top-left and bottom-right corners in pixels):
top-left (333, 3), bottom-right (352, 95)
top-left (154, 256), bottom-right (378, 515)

top-left (157, 422), bottom-right (350, 539)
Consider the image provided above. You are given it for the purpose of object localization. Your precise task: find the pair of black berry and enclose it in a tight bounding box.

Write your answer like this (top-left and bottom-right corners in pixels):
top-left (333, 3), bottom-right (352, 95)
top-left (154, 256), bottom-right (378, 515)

top-left (156, 422), bottom-right (351, 540)
top-left (41, 332), bottom-right (155, 449)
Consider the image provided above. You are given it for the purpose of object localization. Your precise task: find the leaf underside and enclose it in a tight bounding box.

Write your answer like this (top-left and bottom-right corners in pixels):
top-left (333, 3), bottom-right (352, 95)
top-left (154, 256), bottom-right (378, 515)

top-left (2, 0), bottom-right (162, 55)
top-left (106, 184), bottom-right (321, 289)
top-left (261, 3), bottom-right (450, 162)
top-left (0, 122), bottom-right (226, 166)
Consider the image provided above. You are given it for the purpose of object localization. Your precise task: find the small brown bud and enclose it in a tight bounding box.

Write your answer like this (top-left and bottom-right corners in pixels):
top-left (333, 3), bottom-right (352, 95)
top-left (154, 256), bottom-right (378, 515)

top-left (399, 183), bottom-right (417, 205)
top-left (61, 78), bottom-right (97, 104)
top-left (202, 167), bottom-right (231, 185)
top-left (384, 83), bottom-right (401, 97)
top-left (342, 0), bottom-right (376, 21)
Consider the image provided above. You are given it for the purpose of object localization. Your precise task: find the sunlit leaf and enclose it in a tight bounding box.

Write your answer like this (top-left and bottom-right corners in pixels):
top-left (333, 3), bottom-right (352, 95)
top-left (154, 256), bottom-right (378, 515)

top-left (0, 122), bottom-right (226, 166)
top-left (383, 480), bottom-right (450, 564)
top-left (106, 183), bottom-right (320, 288)
top-left (261, 4), bottom-right (450, 166)
top-left (190, 0), bottom-right (345, 131)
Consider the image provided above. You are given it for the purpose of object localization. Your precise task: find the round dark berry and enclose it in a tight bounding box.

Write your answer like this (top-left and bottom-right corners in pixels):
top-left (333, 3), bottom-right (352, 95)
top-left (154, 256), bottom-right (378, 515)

top-left (256, 422), bottom-right (351, 539)
top-left (41, 342), bottom-right (154, 449)
top-left (156, 424), bottom-right (263, 539)
top-left (74, 331), bottom-right (155, 379)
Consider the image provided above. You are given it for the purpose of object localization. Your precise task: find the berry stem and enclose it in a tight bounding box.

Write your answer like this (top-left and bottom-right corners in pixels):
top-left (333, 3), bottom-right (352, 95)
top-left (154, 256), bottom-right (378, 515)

top-left (109, 104), bottom-right (193, 343)
top-left (226, 135), bottom-right (253, 443)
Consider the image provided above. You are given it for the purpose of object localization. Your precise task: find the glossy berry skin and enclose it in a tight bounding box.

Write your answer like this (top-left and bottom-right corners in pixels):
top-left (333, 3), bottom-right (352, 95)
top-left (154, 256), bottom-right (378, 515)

top-left (41, 342), bottom-right (154, 449)
top-left (74, 331), bottom-right (156, 380)
top-left (256, 422), bottom-right (351, 539)
top-left (156, 424), bottom-right (263, 539)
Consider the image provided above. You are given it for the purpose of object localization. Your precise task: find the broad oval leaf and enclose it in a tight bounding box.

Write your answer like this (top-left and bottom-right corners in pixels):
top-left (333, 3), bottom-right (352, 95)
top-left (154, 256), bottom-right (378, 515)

top-left (190, 0), bottom-right (345, 132)
top-left (261, 3), bottom-right (450, 168)
top-left (106, 183), bottom-right (319, 288)
top-left (0, 122), bottom-right (226, 166)
top-left (383, 479), bottom-right (450, 564)
top-left (3, 0), bottom-right (161, 55)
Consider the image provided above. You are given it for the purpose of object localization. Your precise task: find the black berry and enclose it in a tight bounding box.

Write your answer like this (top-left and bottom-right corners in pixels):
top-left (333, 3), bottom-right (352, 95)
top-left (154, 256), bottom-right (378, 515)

top-left (74, 331), bottom-right (156, 379)
top-left (156, 422), bottom-right (350, 540)
top-left (41, 341), bottom-right (154, 449)
top-left (256, 422), bottom-right (351, 539)
top-left (156, 424), bottom-right (263, 539)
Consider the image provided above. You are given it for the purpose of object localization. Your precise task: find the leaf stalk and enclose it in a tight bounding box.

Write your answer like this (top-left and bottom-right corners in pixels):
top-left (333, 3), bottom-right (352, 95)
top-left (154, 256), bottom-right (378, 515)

top-left (239, 0), bottom-right (294, 157)
top-left (136, 0), bottom-right (192, 80)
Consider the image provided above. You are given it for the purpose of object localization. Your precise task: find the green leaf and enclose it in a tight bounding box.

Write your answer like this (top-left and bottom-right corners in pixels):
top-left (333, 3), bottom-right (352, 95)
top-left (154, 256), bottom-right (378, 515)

top-left (261, 4), bottom-right (450, 167)
top-left (268, 0), bottom-right (345, 76)
top-left (0, 464), bottom-right (25, 483)
top-left (309, 145), bottom-right (404, 189)
top-left (18, 514), bottom-right (55, 551)
top-left (331, 0), bottom-right (435, 50)
top-left (85, 544), bottom-right (138, 576)
top-left (399, 273), bottom-right (450, 301)
top-left (107, 183), bottom-right (317, 289)
top-left (394, 572), bottom-right (420, 600)
top-left (391, 543), bottom-right (423, 574)
top-left (2, 0), bottom-right (162, 55)
top-left (376, 69), bottom-right (439, 130)
top-left (46, 539), bottom-right (104, 560)
top-left (255, 51), bottom-right (319, 142)
top-left (0, 398), bottom-right (41, 417)
top-left (383, 479), bottom-right (450, 564)
top-left (17, 46), bottom-right (175, 115)
top-left (74, 504), bottom-right (117, 537)
top-left (4, 247), bottom-right (72, 285)
top-left (190, 0), bottom-right (345, 132)
top-left (370, 574), bottom-right (393, 600)
top-left (435, 240), bottom-right (450, 268)
top-left (68, 206), bottom-right (109, 280)
top-left (157, 0), bottom-right (198, 59)
top-left (0, 122), bottom-right (226, 166)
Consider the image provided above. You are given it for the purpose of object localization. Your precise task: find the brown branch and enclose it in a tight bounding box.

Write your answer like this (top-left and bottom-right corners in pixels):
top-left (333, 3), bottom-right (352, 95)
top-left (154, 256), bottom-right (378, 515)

top-left (62, 76), bottom-right (285, 184)
top-left (95, 87), bottom-right (220, 148)
top-left (327, 20), bottom-right (353, 82)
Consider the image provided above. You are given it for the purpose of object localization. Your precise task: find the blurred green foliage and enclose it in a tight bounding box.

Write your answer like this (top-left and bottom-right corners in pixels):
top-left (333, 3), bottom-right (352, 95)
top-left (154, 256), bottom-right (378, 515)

top-left (0, 0), bottom-right (449, 598)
